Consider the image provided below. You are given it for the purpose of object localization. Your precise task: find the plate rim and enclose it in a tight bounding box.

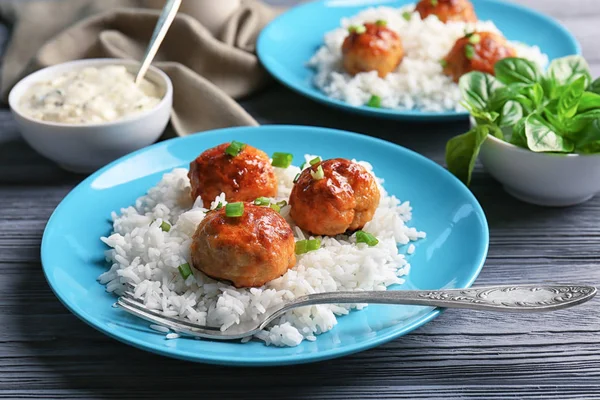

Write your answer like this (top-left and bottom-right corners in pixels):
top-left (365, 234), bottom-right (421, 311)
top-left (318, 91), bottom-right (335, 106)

top-left (41, 125), bottom-right (490, 366)
top-left (256, 0), bottom-right (582, 121)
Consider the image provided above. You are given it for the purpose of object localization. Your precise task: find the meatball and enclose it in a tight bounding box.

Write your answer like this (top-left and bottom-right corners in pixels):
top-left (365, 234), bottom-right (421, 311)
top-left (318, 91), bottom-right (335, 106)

top-left (188, 142), bottom-right (277, 208)
top-left (289, 158), bottom-right (380, 236)
top-left (442, 31), bottom-right (517, 83)
top-left (342, 22), bottom-right (404, 78)
top-left (190, 203), bottom-right (296, 288)
top-left (415, 0), bottom-right (477, 23)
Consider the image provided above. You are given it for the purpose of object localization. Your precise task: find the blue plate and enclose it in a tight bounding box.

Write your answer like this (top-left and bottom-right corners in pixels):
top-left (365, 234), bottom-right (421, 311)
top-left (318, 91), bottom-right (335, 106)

top-left (41, 125), bottom-right (489, 366)
top-left (257, 0), bottom-right (581, 120)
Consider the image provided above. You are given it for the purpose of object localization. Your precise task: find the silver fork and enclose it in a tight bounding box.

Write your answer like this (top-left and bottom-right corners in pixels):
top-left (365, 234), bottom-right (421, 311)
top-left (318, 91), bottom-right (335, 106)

top-left (116, 283), bottom-right (596, 340)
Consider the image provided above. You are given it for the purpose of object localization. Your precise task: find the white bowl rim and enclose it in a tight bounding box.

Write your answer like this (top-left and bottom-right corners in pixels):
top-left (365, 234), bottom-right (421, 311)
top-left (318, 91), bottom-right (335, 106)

top-left (484, 134), bottom-right (600, 158)
top-left (8, 58), bottom-right (173, 129)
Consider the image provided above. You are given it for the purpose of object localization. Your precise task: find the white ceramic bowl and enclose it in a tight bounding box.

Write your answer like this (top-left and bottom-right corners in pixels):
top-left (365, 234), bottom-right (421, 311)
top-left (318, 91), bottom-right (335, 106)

top-left (479, 133), bottom-right (600, 207)
top-left (9, 58), bottom-right (172, 173)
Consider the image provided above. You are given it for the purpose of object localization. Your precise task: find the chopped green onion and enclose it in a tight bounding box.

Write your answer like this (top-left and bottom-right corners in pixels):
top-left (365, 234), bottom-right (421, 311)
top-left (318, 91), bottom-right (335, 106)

top-left (225, 141), bottom-right (246, 157)
top-left (254, 197), bottom-right (270, 206)
top-left (309, 157), bottom-right (322, 166)
top-left (271, 152), bottom-right (293, 168)
top-left (402, 11), bottom-right (412, 21)
top-left (215, 202), bottom-right (223, 210)
top-left (160, 221), bottom-right (171, 232)
top-left (356, 230), bottom-right (379, 246)
top-left (311, 165), bottom-right (325, 180)
top-left (225, 202), bottom-right (244, 217)
top-left (464, 44), bottom-right (475, 60)
top-left (367, 95), bottom-right (382, 108)
top-left (464, 30), bottom-right (474, 38)
top-left (276, 200), bottom-right (287, 207)
top-left (468, 33), bottom-right (481, 44)
top-left (178, 263), bottom-right (192, 279)
top-left (440, 59), bottom-right (448, 68)
top-left (295, 239), bottom-right (321, 255)
top-left (375, 19), bottom-right (387, 27)
top-left (431, 0), bottom-right (438, 6)
top-left (293, 173), bottom-right (301, 183)
top-left (348, 24), bottom-right (366, 34)
top-left (270, 203), bottom-right (281, 213)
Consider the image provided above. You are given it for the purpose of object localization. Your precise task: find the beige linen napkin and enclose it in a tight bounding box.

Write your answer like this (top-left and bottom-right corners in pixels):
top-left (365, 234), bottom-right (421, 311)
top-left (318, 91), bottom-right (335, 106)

top-left (0, 0), bottom-right (282, 136)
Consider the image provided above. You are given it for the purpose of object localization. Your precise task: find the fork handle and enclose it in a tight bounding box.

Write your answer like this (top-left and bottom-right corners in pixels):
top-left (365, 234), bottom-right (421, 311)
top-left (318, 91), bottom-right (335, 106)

top-left (287, 284), bottom-right (596, 313)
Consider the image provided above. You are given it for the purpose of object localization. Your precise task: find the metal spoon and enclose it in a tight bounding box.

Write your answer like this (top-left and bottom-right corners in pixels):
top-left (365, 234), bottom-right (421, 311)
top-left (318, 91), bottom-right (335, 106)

top-left (134, 0), bottom-right (182, 85)
top-left (117, 284), bottom-right (597, 340)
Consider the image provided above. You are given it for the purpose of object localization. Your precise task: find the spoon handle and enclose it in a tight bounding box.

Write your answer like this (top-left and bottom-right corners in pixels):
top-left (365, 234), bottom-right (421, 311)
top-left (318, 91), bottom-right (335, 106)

top-left (289, 285), bottom-right (596, 312)
top-left (135, 0), bottom-right (182, 84)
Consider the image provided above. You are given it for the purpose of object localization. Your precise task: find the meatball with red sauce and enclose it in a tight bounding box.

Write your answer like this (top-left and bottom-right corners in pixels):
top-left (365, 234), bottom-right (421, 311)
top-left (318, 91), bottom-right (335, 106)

top-left (415, 0), bottom-right (477, 23)
top-left (289, 159), bottom-right (380, 236)
top-left (342, 21), bottom-right (404, 78)
top-left (190, 203), bottom-right (296, 288)
top-left (188, 142), bottom-right (277, 208)
top-left (442, 31), bottom-right (517, 83)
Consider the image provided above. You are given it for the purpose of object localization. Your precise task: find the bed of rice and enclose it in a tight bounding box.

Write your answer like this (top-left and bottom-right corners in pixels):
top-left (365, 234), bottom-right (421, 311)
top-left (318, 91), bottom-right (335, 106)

top-left (99, 155), bottom-right (425, 347)
top-left (308, 5), bottom-right (549, 112)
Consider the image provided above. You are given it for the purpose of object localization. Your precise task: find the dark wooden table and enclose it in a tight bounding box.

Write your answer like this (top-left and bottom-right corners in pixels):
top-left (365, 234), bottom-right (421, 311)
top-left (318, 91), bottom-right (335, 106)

top-left (2, 1), bottom-right (600, 398)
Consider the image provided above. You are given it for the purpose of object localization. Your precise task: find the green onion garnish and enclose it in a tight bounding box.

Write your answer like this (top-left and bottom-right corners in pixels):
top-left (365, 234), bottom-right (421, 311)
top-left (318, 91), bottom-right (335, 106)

top-left (311, 165), bottom-right (325, 180)
top-left (402, 11), bottom-right (412, 21)
top-left (464, 44), bottom-right (475, 60)
top-left (367, 95), bottom-right (382, 108)
top-left (431, 0), bottom-right (438, 6)
top-left (160, 221), bottom-right (171, 232)
top-left (293, 173), bottom-right (301, 183)
top-left (178, 263), bottom-right (192, 279)
top-left (348, 25), bottom-right (366, 34)
top-left (225, 202), bottom-right (244, 217)
top-left (225, 141), bottom-right (246, 157)
top-left (375, 19), bottom-right (387, 27)
top-left (276, 200), bottom-right (287, 207)
top-left (468, 33), bottom-right (481, 44)
top-left (270, 203), bottom-right (281, 213)
top-left (254, 197), bottom-right (270, 206)
top-left (295, 239), bottom-right (321, 255)
top-left (215, 202), bottom-right (223, 210)
top-left (309, 157), bottom-right (322, 166)
top-left (440, 59), bottom-right (448, 68)
top-left (271, 152), bottom-right (293, 168)
top-left (356, 230), bottom-right (379, 246)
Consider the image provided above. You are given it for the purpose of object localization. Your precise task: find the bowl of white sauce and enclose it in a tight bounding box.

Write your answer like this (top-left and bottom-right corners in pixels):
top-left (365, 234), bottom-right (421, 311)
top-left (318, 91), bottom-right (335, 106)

top-left (8, 58), bottom-right (172, 173)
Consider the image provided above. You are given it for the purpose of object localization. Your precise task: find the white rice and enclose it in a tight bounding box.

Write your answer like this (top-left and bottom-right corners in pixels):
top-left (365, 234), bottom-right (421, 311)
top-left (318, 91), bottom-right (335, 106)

top-left (308, 5), bottom-right (549, 112)
top-left (99, 155), bottom-right (426, 347)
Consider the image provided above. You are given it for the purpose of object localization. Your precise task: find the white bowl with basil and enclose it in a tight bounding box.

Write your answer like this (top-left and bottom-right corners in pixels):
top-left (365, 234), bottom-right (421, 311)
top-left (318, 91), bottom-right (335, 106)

top-left (9, 58), bottom-right (172, 173)
top-left (446, 55), bottom-right (600, 206)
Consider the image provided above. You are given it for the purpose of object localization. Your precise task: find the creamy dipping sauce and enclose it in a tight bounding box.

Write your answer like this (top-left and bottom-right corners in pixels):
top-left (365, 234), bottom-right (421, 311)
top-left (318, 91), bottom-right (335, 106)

top-left (19, 65), bottom-right (162, 124)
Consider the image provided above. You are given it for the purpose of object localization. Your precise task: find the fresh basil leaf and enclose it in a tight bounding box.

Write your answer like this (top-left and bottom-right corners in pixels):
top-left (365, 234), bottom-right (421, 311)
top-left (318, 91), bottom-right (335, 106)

top-left (498, 100), bottom-right (523, 128)
top-left (573, 119), bottom-right (600, 152)
top-left (445, 125), bottom-right (490, 186)
top-left (459, 72), bottom-right (503, 111)
top-left (510, 118), bottom-right (528, 148)
top-left (525, 114), bottom-right (574, 153)
top-left (467, 107), bottom-right (499, 125)
top-left (525, 82), bottom-right (544, 107)
top-left (565, 109), bottom-right (600, 133)
top-left (578, 91), bottom-right (600, 113)
top-left (557, 75), bottom-right (587, 120)
top-left (547, 55), bottom-right (592, 87)
top-left (494, 57), bottom-right (541, 85)
top-left (588, 77), bottom-right (600, 95)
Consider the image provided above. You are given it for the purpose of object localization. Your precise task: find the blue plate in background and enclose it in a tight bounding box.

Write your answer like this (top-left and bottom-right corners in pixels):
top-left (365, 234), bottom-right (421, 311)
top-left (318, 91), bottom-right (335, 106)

top-left (41, 125), bottom-right (489, 366)
top-left (257, 0), bottom-right (581, 121)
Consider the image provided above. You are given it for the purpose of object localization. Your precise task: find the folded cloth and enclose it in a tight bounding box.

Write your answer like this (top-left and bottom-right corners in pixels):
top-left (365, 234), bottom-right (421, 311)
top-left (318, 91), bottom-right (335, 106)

top-left (0, 0), bottom-right (283, 136)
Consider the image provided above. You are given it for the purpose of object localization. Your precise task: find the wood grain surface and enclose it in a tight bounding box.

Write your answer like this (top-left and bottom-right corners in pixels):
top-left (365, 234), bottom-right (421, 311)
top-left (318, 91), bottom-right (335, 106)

top-left (1, 1), bottom-right (600, 398)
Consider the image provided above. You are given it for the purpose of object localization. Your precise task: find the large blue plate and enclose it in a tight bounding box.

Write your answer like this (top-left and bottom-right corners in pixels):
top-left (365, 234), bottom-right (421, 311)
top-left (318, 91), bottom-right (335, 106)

top-left (257, 0), bottom-right (581, 120)
top-left (41, 125), bottom-right (489, 366)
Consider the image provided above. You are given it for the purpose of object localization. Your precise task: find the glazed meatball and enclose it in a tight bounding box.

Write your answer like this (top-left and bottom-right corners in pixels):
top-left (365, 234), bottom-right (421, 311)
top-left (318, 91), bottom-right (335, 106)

top-left (190, 203), bottom-right (296, 288)
top-left (289, 159), bottom-right (380, 236)
top-left (442, 31), bottom-right (517, 83)
top-left (188, 143), bottom-right (277, 208)
top-left (342, 22), bottom-right (404, 78)
top-left (415, 0), bottom-right (477, 23)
